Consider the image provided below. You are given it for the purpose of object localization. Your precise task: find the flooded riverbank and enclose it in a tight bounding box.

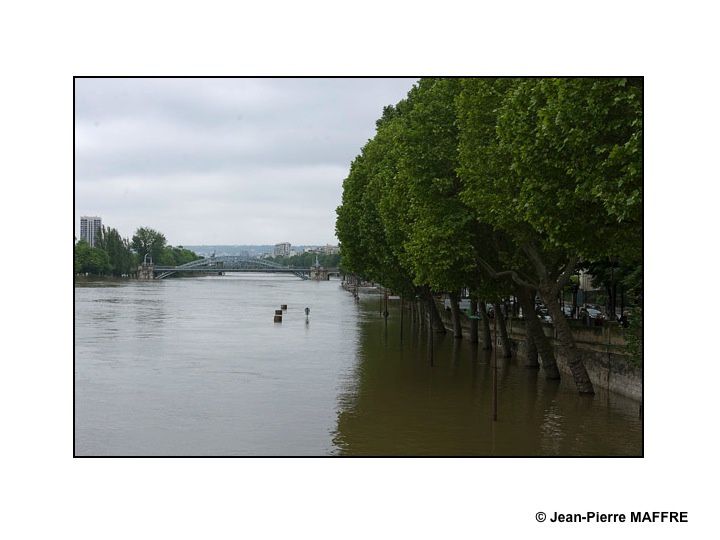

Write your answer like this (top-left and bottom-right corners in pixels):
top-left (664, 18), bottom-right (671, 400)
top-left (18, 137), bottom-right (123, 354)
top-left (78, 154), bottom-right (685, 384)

top-left (75, 275), bottom-right (641, 456)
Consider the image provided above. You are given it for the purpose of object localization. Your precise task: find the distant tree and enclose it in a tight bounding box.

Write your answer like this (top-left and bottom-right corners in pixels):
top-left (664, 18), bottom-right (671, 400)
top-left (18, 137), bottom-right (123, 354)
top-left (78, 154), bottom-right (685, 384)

top-left (158, 245), bottom-right (202, 266)
top-left (96, 226), bottom-right (135, 276)
top-left (74, 240), bottom-right (110, 275)
top-left (269, 252), bottom-right (340, 268)
top-left (131, 227), bottom-right (166, 263)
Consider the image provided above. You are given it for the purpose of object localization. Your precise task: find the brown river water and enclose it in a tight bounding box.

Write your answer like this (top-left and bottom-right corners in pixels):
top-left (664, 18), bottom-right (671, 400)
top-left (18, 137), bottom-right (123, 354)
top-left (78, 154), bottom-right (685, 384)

top-left (74, 274), bottom-right (642, 456)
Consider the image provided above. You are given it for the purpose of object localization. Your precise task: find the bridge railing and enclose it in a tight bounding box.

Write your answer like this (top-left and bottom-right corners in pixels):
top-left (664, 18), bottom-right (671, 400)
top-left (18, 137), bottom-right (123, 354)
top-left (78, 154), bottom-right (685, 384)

top-left (154, 256), bottom-right (316, 280)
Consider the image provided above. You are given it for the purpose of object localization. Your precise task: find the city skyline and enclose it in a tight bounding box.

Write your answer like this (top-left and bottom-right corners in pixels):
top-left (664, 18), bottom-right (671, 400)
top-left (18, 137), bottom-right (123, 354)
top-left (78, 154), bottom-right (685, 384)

top-left (74, 77), bottom-right (417, 245)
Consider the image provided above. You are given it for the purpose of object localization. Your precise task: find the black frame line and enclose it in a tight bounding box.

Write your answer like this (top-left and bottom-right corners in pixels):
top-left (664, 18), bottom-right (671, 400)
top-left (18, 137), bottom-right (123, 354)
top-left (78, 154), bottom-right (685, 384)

top-left (73, 75), bottom-right (644, 458)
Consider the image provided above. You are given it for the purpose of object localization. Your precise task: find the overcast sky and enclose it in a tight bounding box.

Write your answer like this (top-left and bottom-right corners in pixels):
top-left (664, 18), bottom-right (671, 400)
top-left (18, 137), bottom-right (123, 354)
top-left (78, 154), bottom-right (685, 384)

top-left (75, 77), bottom-right (416, 246)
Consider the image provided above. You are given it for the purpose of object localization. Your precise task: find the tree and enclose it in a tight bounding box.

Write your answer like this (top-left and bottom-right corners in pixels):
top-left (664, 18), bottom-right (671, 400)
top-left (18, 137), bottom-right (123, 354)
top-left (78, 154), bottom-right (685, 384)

top-left (393, 78), bottom-right (476, 337)
top-left (96, 226), bottom-right (135, 276)
top-left (131, 227), bottom-right (166, 263)
top-left (457, 77), bottom-right (643, 394)
top-left (158, 245), bottom-right (202, 267)
top-left (74, 239), bottom-right (110, 275)
top-left (336, 103), bottom-right (418, 300)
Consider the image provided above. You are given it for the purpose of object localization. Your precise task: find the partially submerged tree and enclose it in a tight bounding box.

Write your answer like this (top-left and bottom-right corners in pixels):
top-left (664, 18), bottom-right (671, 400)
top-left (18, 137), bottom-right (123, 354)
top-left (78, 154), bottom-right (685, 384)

top-left (457, 77), bottom-right (643, 394)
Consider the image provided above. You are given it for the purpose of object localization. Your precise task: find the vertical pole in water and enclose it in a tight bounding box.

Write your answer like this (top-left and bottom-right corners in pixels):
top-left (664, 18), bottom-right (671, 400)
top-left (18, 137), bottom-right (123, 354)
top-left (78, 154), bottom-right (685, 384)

top-left (400, 296), bottom-right (404, 344)
top-left (492, 313), bottom-right (498, 421)
top-left (429, 296), bottom-right (434, 367)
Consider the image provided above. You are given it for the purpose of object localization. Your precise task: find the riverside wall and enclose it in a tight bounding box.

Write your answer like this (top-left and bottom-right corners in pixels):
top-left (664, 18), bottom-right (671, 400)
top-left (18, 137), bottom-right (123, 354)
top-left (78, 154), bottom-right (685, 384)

top-left (435, 305), bottom-right (642, 401)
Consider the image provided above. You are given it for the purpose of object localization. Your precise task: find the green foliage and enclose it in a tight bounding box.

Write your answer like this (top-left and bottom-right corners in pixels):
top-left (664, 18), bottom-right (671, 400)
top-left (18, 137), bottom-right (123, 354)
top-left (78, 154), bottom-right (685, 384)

top-left (460, 77), bottom-right (642, 262)
top-left (76, 225), bottom-right (200, 277)
top-left (336, 100), bottom-right (419, 297)
top-left (158, 245), bottom-right (202, 267)
top-left (397, 78), bottom-right (479, 292)
top-left (623, 307), bottom-right (643, 366)
top-left (270, 252), bottom-right (340, 268)
top-left (336, 76), bottom-right (643, 324)
top-left (74, 240), bottom-right (110, 275)
top-left (131, 227), bottom-right (167, 263)
top-left (96, 226), bottom-right (135, 276)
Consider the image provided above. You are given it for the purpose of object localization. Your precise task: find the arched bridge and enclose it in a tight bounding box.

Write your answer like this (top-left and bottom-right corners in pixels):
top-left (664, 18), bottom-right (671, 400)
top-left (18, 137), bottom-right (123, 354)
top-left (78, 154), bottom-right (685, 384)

top-left (153, 256), bottom-right (337, 280)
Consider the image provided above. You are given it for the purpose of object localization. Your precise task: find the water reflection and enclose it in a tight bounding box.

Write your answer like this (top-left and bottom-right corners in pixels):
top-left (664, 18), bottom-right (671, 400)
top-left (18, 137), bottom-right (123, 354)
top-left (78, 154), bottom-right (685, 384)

top-left (332, 297), bottom-right (641, 456)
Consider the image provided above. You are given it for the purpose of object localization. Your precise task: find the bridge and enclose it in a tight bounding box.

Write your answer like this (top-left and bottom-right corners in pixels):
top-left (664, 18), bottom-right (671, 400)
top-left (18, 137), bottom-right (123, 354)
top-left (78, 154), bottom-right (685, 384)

top-left (149, 255), bottom-right (338, 280)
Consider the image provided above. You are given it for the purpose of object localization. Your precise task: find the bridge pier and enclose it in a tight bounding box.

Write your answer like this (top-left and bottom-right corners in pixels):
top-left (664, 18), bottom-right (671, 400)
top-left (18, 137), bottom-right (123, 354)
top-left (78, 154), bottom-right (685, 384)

top-left (310, 266), bottom-right (329, 280)
top-left (309, 256), bottom-right (329, 281)
top-left (137, 262), bottom-right (155, 280)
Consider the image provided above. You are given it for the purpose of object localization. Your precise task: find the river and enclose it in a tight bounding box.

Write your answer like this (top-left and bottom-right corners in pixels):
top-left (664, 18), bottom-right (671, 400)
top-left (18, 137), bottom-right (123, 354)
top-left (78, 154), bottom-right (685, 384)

top-left (74, 274), bottom-right (642, 456)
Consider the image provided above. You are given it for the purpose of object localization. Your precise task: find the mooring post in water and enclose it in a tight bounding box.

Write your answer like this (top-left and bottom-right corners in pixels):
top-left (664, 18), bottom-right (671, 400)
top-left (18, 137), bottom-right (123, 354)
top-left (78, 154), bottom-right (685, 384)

top-left (281, 304), bottom-right (287, 310)
top-left (492, 314), bottom-right (498, 421)
top-left (305, 306), bottom-right (310, 324)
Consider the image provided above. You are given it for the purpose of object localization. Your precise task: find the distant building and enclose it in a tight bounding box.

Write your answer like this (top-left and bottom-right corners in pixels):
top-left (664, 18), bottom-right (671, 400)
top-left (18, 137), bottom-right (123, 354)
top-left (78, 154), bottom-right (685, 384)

top-left (323, 244), bottom-right (340, 255)
top-left (80, 216), bottom-right (102, 247)
top-left (273, 242), bottom-right (291, 257)
top-left (578, 270), bottom-right (598, 292)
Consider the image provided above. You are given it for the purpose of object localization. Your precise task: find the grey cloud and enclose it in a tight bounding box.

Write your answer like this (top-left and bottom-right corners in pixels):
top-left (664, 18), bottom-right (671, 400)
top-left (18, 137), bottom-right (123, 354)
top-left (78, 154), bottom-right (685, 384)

top-left (75, 77), bottom-right (416, 245)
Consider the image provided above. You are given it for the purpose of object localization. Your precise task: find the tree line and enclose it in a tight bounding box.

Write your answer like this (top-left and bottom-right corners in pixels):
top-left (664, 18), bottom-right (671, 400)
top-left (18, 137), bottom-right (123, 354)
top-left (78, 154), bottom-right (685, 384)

top-left (269, 252), bottom-right (341, 268)
top-left (74, 226), bottom-right (201, 276)
top-left (335, 77), bottom-right (642, 395)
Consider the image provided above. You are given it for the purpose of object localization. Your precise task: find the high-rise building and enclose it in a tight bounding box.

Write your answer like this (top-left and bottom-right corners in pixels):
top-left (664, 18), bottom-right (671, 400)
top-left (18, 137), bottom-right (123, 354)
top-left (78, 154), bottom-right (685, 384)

top-left (80, 216), bottom-right (102, 247)
top-left (273, 242), bottom-right (291, 257)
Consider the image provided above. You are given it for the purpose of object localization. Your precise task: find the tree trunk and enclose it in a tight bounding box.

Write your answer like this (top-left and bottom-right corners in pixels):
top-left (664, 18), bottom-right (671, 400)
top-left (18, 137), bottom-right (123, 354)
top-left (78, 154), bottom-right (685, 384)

top-left (612, 281), bottom-right (618, 320)
top-left (524, 330), bottom-right (539, 368)
top-left (541, 289), bottom-right (595, 394)
top-left (449, 291), bottom-right (463, 339)
top-left (517, 285), bottom-right (560, 379)
top-left (469, 297), bottom-right (479, 344)
top-left (425, 289), bottom-right (446, 334)
top-left (494, 302), bottom-right (512, 358)
top-left (478, 300), bottom-right (492, 350)
top-left (572, 286), bottom-right (578, 319)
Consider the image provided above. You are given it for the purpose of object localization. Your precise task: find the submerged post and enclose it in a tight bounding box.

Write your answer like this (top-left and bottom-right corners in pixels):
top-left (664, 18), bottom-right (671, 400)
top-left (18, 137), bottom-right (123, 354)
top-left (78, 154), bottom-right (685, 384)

top-left (492, 314), bottom-right (498, 421)
top-left (305, 306), bottom-right (310, 324)
top-left (429, 296), bottom-right (434, 367)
